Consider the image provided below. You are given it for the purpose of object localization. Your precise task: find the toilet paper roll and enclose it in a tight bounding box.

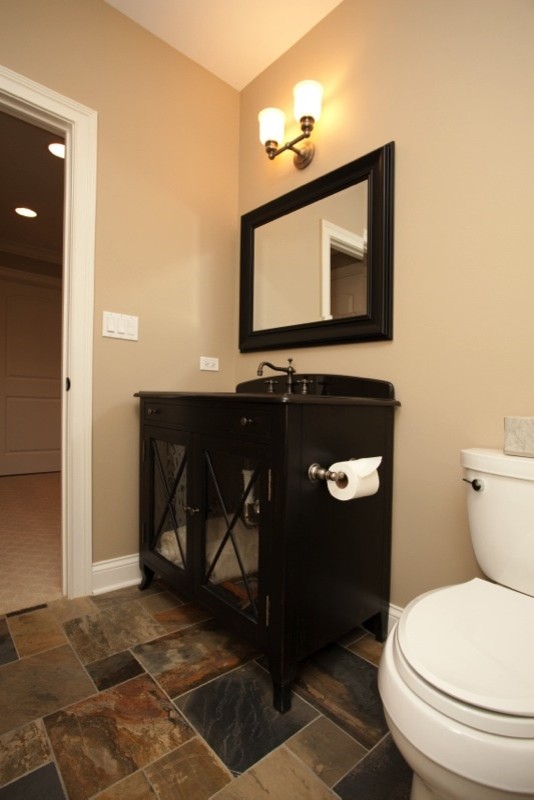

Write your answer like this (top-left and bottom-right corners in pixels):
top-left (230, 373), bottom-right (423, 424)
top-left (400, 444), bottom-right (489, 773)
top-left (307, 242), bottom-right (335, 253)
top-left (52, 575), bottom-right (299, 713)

top-left (327, 457), bottom-right (382, 501)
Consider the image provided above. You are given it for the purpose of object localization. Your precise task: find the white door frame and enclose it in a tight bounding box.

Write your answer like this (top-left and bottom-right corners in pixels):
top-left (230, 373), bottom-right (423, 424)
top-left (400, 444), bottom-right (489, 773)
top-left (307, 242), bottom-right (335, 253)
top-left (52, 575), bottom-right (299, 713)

top-left (0, 65), bottom-right (96, 598)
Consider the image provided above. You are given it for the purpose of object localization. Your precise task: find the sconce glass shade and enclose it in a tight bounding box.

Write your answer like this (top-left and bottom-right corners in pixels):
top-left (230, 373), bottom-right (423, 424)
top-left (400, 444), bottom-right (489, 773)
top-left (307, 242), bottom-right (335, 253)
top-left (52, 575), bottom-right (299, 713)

top-left (293, 80), bottom-right (323, 122)
top-left (258, 107), bottom-right (286, 146)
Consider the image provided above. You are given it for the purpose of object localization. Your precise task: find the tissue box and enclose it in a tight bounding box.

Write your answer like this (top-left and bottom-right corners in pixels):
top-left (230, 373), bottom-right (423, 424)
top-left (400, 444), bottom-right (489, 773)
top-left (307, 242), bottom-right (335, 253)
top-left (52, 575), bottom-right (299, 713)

top-left (504, 417), bottom-right (534, 457)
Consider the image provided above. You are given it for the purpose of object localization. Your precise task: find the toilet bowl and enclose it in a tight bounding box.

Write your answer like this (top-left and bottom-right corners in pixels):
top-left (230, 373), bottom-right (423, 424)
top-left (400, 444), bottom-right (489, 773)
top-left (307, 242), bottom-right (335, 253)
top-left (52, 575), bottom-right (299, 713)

top-left (378, 449), bottom-right (534, 800)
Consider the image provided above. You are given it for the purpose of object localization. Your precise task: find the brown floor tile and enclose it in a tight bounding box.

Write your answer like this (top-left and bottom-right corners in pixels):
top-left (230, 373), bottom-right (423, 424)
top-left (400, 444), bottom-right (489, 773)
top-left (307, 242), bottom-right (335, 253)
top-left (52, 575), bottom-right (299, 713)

top-left (151, 601), bottom-right (212, 633)
top-left (0, 720), bottom-right (51, 786)
top-left (347, 633), bottom-right (384, 666)
top-left (93, 770), bottom-right (157, 799)
top-left (295, 644), bottom-right (388, 749)
top-left (214, 746), bottom-right (337, 799)
top-left (45, 674), bottom-right (195, 800)
top-left (136, 590), bottom-right (184, 615)
top-left (144, 737), bottom-right (232, 799)
top-left (7, 607), bottom-right (67, 658)
top-left (285, 716), bottom-right (367, 787)
top-left (132, 619), bottom-right (257, 698)
top-left (0, 644), bottom-right (95, 736)
top-left (48, 596), bottom-right (99, 625)
top-left (63, 601), bottom-right (166, 664)
top-left (90, 583), bottom-right (163, 610)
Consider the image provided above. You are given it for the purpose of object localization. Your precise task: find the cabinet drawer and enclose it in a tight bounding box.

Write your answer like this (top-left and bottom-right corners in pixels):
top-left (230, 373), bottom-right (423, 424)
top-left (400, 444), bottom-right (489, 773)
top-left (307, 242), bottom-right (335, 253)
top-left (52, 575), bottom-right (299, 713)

top-left (141, 399), bottom-right (273, 441)
top-left (202, 406), bottom-right (273, 441)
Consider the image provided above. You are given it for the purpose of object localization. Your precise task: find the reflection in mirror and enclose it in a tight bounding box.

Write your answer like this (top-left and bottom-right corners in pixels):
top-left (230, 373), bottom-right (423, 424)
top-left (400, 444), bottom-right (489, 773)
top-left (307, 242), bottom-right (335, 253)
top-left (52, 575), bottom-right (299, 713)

top-left (239, 142), bottom-right (394, 352)
top-left (253, 182), bottom-right (368, 330)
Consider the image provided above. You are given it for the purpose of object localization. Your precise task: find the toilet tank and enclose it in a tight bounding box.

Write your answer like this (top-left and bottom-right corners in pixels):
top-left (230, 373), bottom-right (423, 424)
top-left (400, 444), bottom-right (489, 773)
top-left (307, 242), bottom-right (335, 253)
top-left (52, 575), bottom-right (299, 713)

top-left (461, 448), bottom-right (534, 597)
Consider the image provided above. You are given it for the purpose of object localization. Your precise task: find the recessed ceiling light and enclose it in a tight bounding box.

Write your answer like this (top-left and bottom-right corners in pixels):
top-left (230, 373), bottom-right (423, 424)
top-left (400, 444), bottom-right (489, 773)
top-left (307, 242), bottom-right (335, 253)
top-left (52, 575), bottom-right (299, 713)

top-left (15, 207), bottom-right (38, 218)
top-left (48, 142), bottom-right (65, 159)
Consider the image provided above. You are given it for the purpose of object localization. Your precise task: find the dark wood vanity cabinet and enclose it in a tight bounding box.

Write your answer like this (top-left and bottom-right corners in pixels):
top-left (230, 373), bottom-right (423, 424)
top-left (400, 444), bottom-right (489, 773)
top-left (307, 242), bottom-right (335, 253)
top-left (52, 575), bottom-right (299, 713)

top-left (136, 377), bottom-right (398, 711)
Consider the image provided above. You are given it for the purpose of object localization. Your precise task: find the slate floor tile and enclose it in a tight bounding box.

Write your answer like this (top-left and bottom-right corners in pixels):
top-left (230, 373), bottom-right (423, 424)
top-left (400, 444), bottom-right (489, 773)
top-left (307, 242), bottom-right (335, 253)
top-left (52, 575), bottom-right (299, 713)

top-left (214, 746), bottom-right (337, 799)
top-left (63, 602), bottom-right (166, 664)
top-left (0, 720), bottom-right (51, 786)
top-left (0, 617), bottom-right (17, 666)
top-left (175, 660), bottom-right (319, 775)
top-left (295, 643), bottom-right (388, 748)
top-left (151, 601), bottom-right (212, 633)
top-left (285, 715), bottom-right (367, 787)
top-left (44, 674), bottom-right (194, 800)
top-left (0, 762), bottom-right (66, 800)
top-left (92, 770), bottom-right (157, 799)
top-left (347, 632), bottom-right (384, 666)
top-left (144, 736), bottom-right (232, 799)
top-left (7, 607), bottom-right (67, 658)
top-left (334, 734), bottom-right (412, 800)
top-left (0, 644), bottom-right (95, 735)
top-left (133, 618), bottom-right (257, 698)
top-left (85, 649), bottom-right (145, 691)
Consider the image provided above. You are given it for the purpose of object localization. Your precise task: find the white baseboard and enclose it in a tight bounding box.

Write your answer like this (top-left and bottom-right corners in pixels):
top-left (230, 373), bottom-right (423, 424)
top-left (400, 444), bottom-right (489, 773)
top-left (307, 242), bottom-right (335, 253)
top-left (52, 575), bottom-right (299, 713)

top-left (387, 602), bottom-right (403, 634)
top-left (91, 553), bottom-right (142, 596)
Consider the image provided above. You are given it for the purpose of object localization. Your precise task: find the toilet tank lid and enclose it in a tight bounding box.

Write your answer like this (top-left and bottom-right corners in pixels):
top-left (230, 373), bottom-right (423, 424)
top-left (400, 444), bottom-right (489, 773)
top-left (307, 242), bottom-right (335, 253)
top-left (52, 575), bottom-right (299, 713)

top-left (398, 579), bottom-right (534, 716)
top-left (461, 447), bottom-right (534, 480)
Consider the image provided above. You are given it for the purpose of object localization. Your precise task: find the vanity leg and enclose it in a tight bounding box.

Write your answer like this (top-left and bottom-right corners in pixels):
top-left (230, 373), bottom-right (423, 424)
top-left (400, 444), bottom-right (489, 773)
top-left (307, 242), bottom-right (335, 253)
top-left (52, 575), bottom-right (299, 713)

top-left (271, 660), bottom-right (297, 713)
top-left (273, 680), bottom-right (293, 713)
top-left (139, 563), bottom-right (155, 590)
top-left (364, 607), bottom-right (389, 642)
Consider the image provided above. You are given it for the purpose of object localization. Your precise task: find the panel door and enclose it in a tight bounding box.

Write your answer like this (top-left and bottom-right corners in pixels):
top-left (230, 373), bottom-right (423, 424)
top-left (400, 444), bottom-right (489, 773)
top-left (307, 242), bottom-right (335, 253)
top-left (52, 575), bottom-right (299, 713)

top-left (0, 273), bottom-right (61, 475)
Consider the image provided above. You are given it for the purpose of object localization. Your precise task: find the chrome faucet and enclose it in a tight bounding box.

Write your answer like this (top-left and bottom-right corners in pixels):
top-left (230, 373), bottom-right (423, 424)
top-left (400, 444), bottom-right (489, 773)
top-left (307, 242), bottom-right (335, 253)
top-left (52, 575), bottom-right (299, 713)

top-left (257, 358), bottom-right (296, 392)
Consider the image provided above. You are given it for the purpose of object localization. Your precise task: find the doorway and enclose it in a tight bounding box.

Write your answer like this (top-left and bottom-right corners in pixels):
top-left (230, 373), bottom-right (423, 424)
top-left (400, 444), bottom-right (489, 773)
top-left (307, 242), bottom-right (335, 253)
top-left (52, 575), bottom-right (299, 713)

top-left (0, 65), bottom-right (97, 604)
top-left (0, 110), bottom-right (64, 613)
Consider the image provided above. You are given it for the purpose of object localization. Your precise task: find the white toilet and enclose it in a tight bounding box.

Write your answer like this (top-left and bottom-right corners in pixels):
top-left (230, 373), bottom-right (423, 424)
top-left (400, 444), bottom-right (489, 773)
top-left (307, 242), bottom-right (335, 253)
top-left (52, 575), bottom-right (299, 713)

top-left (378, 448), bottom-right (534, 800)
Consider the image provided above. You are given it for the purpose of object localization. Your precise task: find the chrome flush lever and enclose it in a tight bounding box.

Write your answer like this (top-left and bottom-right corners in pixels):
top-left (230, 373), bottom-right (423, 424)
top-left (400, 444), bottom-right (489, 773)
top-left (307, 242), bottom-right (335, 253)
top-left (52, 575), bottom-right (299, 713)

top-left (462, 478), bottom-right (484, 492)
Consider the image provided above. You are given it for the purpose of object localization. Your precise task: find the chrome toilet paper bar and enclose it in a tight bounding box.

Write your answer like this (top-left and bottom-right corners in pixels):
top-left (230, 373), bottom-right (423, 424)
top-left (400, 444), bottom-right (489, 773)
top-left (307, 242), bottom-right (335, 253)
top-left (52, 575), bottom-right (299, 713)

top-left (308, 463), bottom-right (347, 483)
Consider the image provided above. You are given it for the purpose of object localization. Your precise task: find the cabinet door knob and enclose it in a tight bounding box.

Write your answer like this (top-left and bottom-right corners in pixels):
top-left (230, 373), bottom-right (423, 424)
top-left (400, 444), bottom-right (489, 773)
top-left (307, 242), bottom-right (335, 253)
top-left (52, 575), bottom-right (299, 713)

top-left (184, 505), bottom-right (200, 515)
top-left (240, 416), bottom-right (254, 426)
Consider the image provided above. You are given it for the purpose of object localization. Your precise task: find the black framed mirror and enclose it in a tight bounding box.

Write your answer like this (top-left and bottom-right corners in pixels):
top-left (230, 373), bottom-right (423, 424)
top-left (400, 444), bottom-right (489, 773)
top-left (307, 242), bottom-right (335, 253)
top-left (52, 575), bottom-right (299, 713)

top-left (239, 142), bottom-right (394, 352)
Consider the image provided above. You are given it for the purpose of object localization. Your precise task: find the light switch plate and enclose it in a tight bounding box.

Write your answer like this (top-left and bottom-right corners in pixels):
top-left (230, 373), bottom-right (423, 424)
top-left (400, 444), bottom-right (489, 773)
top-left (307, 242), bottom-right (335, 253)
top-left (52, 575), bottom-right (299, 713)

top-left (102, 311), bottom-right (139, 341)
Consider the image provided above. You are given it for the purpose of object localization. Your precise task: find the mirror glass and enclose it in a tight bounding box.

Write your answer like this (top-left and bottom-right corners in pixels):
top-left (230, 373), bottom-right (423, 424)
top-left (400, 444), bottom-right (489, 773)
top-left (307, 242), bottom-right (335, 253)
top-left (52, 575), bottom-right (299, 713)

top-left (239, 142), bottom-right (394, 352)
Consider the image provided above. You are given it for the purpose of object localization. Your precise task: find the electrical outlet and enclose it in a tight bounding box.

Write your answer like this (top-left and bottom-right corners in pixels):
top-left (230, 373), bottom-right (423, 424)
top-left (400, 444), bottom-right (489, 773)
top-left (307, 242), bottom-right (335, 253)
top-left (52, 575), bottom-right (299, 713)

top-left (200, 356), bottom-right (219, 371)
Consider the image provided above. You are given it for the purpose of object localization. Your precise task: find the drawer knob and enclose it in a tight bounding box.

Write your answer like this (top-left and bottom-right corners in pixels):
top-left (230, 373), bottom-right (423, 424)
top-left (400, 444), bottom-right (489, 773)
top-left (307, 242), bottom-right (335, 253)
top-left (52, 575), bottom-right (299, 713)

top-left (240, 416), bottom-right (254, 426)
top-left (147, 407), bottom-right (161, 416)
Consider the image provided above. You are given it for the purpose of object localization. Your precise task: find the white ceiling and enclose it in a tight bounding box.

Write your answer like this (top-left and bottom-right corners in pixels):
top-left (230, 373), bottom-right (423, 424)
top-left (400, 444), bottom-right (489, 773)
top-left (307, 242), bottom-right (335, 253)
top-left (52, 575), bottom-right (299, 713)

top-left (103, 0), bottom-right (344, 90)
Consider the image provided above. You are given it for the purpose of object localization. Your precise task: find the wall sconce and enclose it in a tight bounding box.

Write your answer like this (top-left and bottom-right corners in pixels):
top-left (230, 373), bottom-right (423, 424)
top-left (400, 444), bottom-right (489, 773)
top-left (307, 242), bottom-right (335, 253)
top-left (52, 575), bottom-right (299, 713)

top-left (258, 80), bottom-right (323, 170)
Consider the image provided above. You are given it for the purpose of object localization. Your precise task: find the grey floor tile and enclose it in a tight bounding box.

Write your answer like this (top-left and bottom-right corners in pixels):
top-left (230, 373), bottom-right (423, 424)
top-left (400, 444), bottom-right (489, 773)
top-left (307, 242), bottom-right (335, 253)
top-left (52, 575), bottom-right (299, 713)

top-left (334, 734), bottom-right (412, 800)
top-left (175, 660), bottom-right (319, 774)
top-left (0, 762), bottom-right (66, 799)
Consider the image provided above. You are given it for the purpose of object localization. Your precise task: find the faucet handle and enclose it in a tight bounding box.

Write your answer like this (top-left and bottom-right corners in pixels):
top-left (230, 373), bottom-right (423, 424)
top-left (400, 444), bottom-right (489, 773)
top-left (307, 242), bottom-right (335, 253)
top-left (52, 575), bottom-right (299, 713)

top-left (295, 377), bottom-right (314, 395)
top-left (264, 379), bottom-right (279, 393)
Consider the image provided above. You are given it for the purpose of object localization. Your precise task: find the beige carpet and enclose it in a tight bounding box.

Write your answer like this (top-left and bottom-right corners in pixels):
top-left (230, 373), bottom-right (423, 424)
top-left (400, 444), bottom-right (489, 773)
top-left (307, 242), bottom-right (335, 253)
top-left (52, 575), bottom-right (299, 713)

top-left (0, 472), bottom-right (62, 615)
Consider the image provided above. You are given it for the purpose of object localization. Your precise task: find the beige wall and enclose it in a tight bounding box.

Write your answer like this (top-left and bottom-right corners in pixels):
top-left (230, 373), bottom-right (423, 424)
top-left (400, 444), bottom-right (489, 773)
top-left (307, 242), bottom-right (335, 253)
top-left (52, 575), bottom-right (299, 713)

top-left (0, 0), bottom-right (240, 562)
top-left (238, 0), bottom-right (534, 607)
top-left (3, 0), bottom-right (534, 609)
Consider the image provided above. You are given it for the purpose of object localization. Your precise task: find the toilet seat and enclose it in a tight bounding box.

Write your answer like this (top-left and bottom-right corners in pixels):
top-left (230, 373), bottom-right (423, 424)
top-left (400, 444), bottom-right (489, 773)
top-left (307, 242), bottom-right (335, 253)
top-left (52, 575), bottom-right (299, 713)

top-left (395, 578), bottom-right (534, 738)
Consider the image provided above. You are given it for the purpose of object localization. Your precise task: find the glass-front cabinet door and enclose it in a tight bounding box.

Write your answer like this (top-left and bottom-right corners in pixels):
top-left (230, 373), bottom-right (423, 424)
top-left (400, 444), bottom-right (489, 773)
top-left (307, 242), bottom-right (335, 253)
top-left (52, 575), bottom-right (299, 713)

top-left (197, 438), bottom-right (269, 633)
top-left (142, 429), bottom-right (191, 589)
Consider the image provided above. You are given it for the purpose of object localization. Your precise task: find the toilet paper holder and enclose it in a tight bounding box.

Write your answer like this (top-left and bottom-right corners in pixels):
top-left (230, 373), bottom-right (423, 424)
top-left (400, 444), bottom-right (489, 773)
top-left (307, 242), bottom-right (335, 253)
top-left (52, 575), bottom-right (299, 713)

top-left (308, 463), bottom-right (347, 484)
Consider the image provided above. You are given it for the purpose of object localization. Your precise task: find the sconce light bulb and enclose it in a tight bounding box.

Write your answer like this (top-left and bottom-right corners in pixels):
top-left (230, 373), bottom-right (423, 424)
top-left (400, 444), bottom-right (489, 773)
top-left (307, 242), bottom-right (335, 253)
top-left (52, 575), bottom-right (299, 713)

top-left (258, 107), bottom-right (285, 147)
top-left (293, 80), bottom-right (323, 125)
